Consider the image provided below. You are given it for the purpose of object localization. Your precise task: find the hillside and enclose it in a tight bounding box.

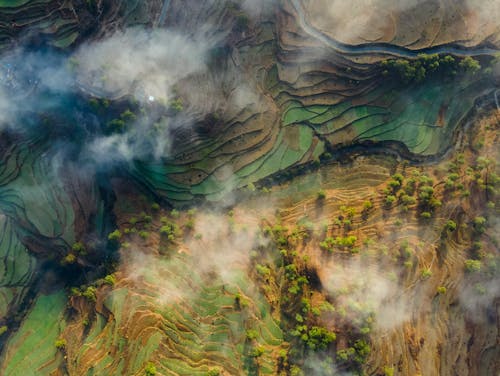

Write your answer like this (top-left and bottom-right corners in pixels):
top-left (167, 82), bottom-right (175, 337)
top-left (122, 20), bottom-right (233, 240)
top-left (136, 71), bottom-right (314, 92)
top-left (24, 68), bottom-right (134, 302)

top-left (0, 0), bottom-right (498, 375)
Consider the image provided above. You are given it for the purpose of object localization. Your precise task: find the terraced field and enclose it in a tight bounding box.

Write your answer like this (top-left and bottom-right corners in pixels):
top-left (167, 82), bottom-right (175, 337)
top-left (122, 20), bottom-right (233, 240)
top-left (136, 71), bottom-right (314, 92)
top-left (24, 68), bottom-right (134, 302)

top-left (119, 0), bottom-right (498, 206)
top-left (65, 250), bottom-right (284, 375)
top-left (0, 0), bottom-right (497, 375)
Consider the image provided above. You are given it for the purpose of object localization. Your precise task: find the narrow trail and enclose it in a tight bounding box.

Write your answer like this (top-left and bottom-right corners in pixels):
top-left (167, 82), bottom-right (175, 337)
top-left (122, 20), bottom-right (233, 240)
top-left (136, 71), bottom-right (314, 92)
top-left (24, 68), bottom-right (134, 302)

top-left (158, 0), bottom-right (171, 27)
top-left (290, 0), bottom-right (499, 58)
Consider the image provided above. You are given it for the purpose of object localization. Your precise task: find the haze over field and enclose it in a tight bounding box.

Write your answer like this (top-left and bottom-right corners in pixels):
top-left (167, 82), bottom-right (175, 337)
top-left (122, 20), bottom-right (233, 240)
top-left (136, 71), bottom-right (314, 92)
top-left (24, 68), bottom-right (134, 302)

top-left (0, 0), bottom-right (498, 375)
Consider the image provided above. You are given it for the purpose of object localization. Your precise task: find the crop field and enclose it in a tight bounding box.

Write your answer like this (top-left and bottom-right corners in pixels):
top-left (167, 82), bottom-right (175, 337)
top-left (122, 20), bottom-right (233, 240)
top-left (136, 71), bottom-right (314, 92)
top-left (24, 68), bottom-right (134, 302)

top-left (0, 1), bottom-right (497, 375)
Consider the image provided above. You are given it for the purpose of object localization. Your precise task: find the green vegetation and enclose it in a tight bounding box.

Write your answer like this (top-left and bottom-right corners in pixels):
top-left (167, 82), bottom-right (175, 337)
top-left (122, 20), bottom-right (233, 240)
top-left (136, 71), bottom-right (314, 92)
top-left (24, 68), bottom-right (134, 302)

top-left (304, 326), bottom-right (336, 350)
top-left (320, 236), bottom-right (357, 252)
top-left (317, 189), bottom-right (326, 200)
top-left (445, 220), bottom-right (457, 232)
top-left (145, 362), bottom-right (157, 376)
top-left (82, 286), bottom-right (97, 302)
top-left (464, 259), bottom-right (482, 273)
top-left (108, 230), bottom-right (122, 242)
top-left (381, 54), bottom-right (481, 84)
top-left (437, 286), bottom-right (447, 294)
top-left (54, 338), bottom-right (66, 350)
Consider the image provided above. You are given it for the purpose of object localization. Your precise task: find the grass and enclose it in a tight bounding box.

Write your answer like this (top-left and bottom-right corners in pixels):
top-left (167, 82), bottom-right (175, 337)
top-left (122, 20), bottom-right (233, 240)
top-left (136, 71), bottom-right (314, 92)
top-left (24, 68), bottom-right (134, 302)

top-left (1, 292), bottom-right (67, 376)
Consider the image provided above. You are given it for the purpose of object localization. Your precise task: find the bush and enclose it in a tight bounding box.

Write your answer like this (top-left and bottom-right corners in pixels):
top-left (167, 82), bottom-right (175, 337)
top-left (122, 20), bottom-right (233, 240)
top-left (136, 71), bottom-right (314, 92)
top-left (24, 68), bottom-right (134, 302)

top-left (437, 286), bottom-right (447, 294)
top-left (108, 230), bottom-right (122, 242)
top-left (392, 173), bottom-right (404, 183)
top-left (72, 242), bottom-right (86, 254)
top-left (387, 179), bottom-right (401, 191)
top-left (82, 286), bottom-right (97, 302)
top-left (246, 329), bottom-right (258, 341)
top-left (250, 345), bottom-right (265, 357)
top-left (421, 268), bottom-right (432, 279)
top-left (464, 259), bottom-right (482, 273)
top-left (62, 253), bottom-right (77, 265)
top-left (55, 339), bottom-right (66, 350)
top-left (0, 326), bottom-right (7, 336)
top-left (305, 326), bottom-right (336, 350)
top-left (290, 365), bottom-right (304, 376)
top-left (317, 190), bottom-right (326, 200)
top-left (421, 212), bottom-right (432, 219)
top-left (353, 339), bottom-right (371, 364)
top-left (362, 200), bottom-right (373, 211)
top-left (473, 216), bottom-right (487, 234)
top-left (445, 220), bottom-right (457, 232)
top-left (103, 274), bottom-right (116, 286)
top-left (145, 362), bottom-right (157, 376)
top-left (459, 56), bottom-right (481, 74)
top-left (385, 195), bottom-right (396, 206)
top-left (384, 366), bottom-right (395, 376)
top-left (401, 194), bottom-right (416, 206)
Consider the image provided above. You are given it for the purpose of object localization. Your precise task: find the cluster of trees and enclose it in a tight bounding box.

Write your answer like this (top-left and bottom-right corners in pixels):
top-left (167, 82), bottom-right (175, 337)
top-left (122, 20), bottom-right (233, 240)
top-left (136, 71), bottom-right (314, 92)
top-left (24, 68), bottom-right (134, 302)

top-left (319, 235), bottom-right (357, 253)
top-left (381, 54), bottom-right (481, 84)
top-left (382, 170), bottom-right (443, 219)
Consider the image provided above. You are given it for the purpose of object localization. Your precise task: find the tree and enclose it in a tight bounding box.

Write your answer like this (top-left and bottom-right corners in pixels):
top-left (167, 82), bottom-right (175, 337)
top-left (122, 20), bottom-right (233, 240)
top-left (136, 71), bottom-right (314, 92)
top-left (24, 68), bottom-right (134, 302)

top-left (445, 220), bottom-right (457, 232)
top-left (317, 190), bottom-right (326, 200)
top-left (108, 230), bottom-right (122, 242)
top-left (145, 362), bottom-right (157, 376)
top-left (305, 326), bottom-right (336, 350)
top-left (459, 56), bottom-right (481, 74)
top-left (464, 259), bottom-right (482, 273)
top-left (472, 216), bottom-right (487, 234)
top-left (55, 339), bottom-right (66, 350)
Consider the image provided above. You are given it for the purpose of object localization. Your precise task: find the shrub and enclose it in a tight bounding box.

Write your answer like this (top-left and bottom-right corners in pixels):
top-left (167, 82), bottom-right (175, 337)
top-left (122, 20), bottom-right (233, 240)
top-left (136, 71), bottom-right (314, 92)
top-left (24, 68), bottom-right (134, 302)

top-left (387, 179), bottom-right (401, 191)
top-left (445, 220), bottom-right (457, 232)
top-left (255, 264), bottom-right (271, 277)
top-left (362, 200), bottom-right (373, 211)
top-left (385, 195), bottom-right (396, 206)
top-left (353, 339), bottom-right (371, 364)
top-left (0, 326), bottom-right (7, 335)
top-left (82, 286), bottom-right (97, 302)
top-left (384, 366), bottom-right (395, 376)
top-left (55, 339), bottom-right (66, 350)
top-left (145, 362), bottom-right (157, 376)
top-left (400, 194), bottom-right (416, 206)
top-left (421, 212), bottom-right (432, 219)
top-left (437, 286), bottom-right (447, 294)
top-left (421, 268), bottom-right (432, 279)
top-left (103, 274), bottom-right (116, 286)
top-left (108, 230), bottom-right (122, 242)
top-left (250, 345), bottom-right (265, 357)
top-left (72, 242), bottom-right (86, 254)
top-left (317, 190), bottom-right (326, 200)
top-left (473, 216), bottom-right (487, 234)
top-left (305, 326), bottom-right (336, 350)
top-left (62, 253), bottom-right (77, 265)
top-left (464, 259), bottom-right (482, 273)
top-left (459, 56), bottom-right (481, 74)
top-left (392, 173), bottom-right (404, 183)
top-left (207, 369), bottom-right (221, 376)
top-left (246, 329), bottom-right (258, 341)
top-left (120, 109), bottom-right (136, 122)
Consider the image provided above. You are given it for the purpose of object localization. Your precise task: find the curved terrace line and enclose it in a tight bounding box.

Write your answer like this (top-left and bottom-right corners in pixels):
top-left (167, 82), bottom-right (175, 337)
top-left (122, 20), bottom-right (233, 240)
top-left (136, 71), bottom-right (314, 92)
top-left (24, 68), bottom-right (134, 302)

top-left (290, 0), bottom-right (499, 58)
top-left (158, 0), bottom-right (171, 27)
